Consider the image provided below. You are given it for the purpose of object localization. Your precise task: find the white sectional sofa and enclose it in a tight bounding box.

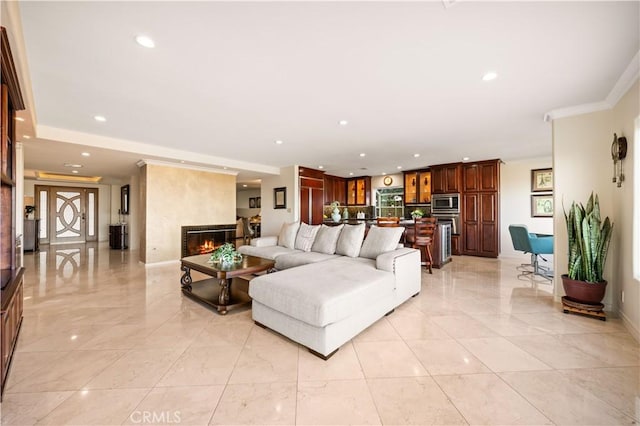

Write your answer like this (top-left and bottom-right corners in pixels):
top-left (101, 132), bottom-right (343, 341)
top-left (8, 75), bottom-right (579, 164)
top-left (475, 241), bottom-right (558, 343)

top-left (238, 222), bottom-right (421, 359)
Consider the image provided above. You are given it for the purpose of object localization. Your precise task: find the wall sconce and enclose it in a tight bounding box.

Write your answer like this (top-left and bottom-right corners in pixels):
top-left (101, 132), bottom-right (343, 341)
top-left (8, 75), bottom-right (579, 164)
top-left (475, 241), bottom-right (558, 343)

top-left (611, 133), bottom-right (628, 188)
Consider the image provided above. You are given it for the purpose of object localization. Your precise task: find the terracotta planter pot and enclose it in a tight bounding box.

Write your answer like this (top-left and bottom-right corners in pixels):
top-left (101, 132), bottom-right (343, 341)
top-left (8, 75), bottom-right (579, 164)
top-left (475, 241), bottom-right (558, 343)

top-left (561, 274), bottom-right (607, 305)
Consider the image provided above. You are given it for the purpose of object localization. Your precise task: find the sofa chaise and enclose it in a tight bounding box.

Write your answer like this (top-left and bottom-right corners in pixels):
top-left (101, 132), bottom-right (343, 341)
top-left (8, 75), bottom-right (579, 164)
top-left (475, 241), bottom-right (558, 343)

top-left (238, 221), bottom-right (421, 359)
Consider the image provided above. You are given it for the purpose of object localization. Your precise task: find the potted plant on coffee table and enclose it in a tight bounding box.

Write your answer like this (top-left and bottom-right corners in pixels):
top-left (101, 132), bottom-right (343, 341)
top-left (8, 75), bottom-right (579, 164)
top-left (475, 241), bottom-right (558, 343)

top-left (562, 192), bottom-right (613, 309)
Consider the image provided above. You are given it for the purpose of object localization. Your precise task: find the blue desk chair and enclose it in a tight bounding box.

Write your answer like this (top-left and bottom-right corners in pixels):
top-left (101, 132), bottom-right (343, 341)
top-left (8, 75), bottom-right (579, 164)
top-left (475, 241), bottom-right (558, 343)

top-left (508, 225), bottom-right (553, 280)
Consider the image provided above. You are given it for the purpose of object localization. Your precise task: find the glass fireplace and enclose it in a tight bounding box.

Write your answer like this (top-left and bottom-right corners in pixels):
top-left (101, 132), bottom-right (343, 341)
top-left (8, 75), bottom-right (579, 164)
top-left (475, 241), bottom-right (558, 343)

top-left (181, 224), bottom-right (236, 258)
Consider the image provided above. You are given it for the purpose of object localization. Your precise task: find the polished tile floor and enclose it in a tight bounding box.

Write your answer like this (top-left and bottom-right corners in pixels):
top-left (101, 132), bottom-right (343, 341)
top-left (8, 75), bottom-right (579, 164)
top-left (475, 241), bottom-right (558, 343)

top-left (1, 243), bottom-right (638, 425)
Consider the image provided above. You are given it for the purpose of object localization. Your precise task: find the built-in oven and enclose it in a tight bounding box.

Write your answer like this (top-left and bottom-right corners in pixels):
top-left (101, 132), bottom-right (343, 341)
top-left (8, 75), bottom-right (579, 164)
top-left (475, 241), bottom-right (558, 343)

top-left (431, 193), bottom-right (460, 214)
top-left (433, 214), bottom-right (460, 235)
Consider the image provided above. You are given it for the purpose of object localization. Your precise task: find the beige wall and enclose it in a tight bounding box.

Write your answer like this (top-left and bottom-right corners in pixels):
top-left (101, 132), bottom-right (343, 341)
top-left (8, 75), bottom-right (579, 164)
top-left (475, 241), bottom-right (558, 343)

top-left (611, 80), bottom-right (639, 338)
top-left (236, 189), bottom-right (261, 218)
top-left (141, 164), bottom-right (236, 264)
top-left (500, 157), bottom-right (554, 259)
top-left (260, 166), bottom-right (298, 236)
top-left (552, 79), bottom-right (638, 335)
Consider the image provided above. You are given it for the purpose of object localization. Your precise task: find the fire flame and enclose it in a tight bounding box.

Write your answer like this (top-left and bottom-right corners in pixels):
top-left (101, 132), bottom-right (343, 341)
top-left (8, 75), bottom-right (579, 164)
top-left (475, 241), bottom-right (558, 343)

top-left (198, 240), bottom-right (216, 254)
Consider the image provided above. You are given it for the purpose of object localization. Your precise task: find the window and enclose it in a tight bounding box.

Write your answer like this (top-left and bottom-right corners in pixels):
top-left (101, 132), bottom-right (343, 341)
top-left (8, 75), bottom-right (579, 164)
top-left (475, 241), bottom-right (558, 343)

top-left (634, 116), bottom-right (640, 280)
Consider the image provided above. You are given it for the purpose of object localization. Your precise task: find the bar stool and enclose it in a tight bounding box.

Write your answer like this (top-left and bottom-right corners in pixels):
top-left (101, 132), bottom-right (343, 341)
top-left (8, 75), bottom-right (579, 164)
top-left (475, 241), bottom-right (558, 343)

top-left (376, 217), bottom-right (400, 227)
top-left (413, 217), bottom-right (437, 274)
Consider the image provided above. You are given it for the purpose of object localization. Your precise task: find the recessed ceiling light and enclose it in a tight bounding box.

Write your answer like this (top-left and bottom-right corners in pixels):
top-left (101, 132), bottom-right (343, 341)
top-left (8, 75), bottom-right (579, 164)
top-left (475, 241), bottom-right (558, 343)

top-left (223, 167), bottom-right (228, 170)
top-left (135, 35), bottom-right (155, 48)
top-left (463, 156), bottom-right (470, 161)
top-left (242, 184), bottom-right (247, 188)
top-left (81, 152), bottom-right (91, 157)
top-left (64, 163), bottom-right (83, 168)
top-left (23, 135), bottom-right (31, 139)
top-left (318, 165), bottom-right (324, 169)
top-left (94, 115), bottom-right (107, 122)
top-left (72, 170), bottom-right (79, 174)
top-left (339, 120), bottom-right (348, 126)
top-left (180, 160), bottom-right (185, 164)
top-left (349, 172), bottom-right (354, 176)
top-left (397, 166), bottom-right (402, 170)
top-left (482, 72), bottom-right (498, 81)
top-left (15, 117), bottom-right (24, 122)
top-left (382, 172), bottom-right (387, 175)
top-left (413, 154), bottom-right (420, 158)
top-left (274, 140), bottom-right (283, 145)
top-left (359, 153), bottom-right (366, 157)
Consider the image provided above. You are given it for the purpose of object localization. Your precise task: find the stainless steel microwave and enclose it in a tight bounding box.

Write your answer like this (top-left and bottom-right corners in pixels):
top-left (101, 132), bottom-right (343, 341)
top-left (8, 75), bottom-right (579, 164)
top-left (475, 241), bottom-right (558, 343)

top-left (431, 193), bottom-right (460, 214)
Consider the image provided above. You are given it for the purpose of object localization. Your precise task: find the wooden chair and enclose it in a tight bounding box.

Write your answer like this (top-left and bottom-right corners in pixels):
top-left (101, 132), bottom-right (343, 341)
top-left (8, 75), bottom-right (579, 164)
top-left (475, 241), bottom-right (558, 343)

top-left (376, 217), bottom-right (400, 227)
top-left (413, 217), bottom-right (437, 274)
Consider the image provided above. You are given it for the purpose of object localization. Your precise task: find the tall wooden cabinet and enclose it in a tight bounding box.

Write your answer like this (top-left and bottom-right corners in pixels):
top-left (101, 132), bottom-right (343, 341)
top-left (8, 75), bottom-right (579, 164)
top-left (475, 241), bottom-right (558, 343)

top-left (461, 159), bottom-right (500, 258)
top-left (0, 27), bottom-right (25, 401)
top-left (299, 167), bottom-right (325, 225)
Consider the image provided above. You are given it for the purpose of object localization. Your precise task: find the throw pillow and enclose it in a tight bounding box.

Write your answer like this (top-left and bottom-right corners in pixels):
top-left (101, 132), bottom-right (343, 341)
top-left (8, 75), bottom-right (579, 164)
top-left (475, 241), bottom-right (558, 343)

top-left (359, 225), bottom-right (405, 259)
top-left (294, 223), bottom-right (320, 252)
top-left (277, 221), bottom-right (300, 249)
top-left (335, 223), bottom-right (366, 257)
top-left (311, 224), bottom-right (344, 254)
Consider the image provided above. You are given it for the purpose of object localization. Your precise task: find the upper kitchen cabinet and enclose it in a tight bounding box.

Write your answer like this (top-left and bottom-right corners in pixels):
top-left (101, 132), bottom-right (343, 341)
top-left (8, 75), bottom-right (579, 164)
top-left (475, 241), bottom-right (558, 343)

top-left (346, 176), bottom-right (370, 206)
top-left (431, 163), bottom-right (462, 194)
top-left (323, 174), bottom-right (346, 206)
top-left (404, 169), bottom-right (431, 204)
top-left (463, 160), bottom-right (500, 192)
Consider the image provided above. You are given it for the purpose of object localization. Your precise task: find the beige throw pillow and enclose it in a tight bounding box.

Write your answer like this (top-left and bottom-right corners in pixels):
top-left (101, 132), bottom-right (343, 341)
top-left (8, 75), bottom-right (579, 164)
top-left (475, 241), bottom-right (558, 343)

top-left (278, 222), bottom-right (300, 249)
top-left (359, 225), bottom-right (405, 259)
top-left (311, 224), bottom-right (344, 254)
top-left (294, 223), bottom-right (320, 252)
top-left (335, 223), bottom-right (366, 257)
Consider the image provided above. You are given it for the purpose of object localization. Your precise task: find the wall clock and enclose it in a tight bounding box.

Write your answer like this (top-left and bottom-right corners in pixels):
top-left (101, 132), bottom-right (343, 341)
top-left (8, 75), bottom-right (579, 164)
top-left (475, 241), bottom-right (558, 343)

top-left (383, 176), bottom-right (393, 186)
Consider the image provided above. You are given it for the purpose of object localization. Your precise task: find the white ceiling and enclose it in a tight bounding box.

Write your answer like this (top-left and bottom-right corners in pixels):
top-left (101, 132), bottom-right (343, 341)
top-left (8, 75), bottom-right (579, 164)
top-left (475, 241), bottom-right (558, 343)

top-left (13, 1), bottom-right (640, 182)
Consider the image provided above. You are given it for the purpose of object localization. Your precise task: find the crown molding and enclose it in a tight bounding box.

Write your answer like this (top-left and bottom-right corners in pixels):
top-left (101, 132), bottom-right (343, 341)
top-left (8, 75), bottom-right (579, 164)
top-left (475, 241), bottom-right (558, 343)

top-left (544, 49), bottom-right (639, 122)
top-left (135, 159), bottom-right (238, 176)
top-left (606, 50), bottom-right (640, 107)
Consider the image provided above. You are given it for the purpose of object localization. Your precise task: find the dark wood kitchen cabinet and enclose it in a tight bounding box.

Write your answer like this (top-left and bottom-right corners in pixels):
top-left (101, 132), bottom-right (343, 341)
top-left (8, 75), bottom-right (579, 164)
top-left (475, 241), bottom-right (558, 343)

top-left (431, 163), bottom-right (462, 194)
top-left (404, 169), bottom-right (431, 204)
top-left (300, 167), bottom-right (325, 225)
top-left (346, 176), bottom-right (370, 206)
top-left (323, 174), bottom-right (346, 206)
top-left (461, 159), bottom-right (500, 257)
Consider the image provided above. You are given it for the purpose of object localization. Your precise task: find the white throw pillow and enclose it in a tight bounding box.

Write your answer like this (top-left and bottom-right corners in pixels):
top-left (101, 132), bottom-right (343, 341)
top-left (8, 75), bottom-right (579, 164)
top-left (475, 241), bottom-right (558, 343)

top-left (311, 224), bottom-right (344, 254)
top-left (335, 223), bottom-right (366, 257)
top-left (359, 225), bottom-right (405, 259)
top-left (294, 223), bottom-right (320, 252)
top-left (278, 222), bottom-right (300, 249)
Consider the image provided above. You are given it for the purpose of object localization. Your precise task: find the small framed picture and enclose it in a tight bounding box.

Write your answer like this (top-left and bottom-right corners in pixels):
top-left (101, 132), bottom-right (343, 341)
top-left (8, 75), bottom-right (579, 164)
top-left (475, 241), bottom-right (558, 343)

top-left (256, 197), bottom-right (261, 208)
top-left (249, 197), bottom-right (256, 208)
top-left (531, 194), bottom-right (553, 217)
top-left (274, 187), bottom-right (286, 209)
top-left (531, 168), bottom-right (553, 192)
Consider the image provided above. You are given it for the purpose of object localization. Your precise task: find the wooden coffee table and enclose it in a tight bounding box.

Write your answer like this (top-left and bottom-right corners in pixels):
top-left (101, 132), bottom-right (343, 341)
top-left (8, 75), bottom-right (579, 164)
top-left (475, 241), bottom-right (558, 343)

top-left (180, 254), bottom-right (275, 315)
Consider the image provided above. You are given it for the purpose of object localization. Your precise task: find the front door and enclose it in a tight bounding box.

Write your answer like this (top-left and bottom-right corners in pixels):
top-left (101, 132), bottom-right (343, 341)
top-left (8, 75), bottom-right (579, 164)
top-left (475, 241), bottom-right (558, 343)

top-left (35, 186), bottom-right (99, 245)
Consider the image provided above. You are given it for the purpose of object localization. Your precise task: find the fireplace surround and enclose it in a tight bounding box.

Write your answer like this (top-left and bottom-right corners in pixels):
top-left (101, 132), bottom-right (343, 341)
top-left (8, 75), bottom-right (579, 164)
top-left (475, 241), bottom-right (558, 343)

top-left (181, 224), bottom-right (236, 258)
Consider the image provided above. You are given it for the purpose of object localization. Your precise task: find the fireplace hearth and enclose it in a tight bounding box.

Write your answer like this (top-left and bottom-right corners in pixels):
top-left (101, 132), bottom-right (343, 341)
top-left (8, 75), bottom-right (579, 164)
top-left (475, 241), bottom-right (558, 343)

top-left (181, 224), bottom-right (236, 258)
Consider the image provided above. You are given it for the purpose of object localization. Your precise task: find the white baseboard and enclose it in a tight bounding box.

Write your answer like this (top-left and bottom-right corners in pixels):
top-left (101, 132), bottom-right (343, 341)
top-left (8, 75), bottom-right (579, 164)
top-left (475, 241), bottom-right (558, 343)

top-left (620, 310), bottom-right (640, 343)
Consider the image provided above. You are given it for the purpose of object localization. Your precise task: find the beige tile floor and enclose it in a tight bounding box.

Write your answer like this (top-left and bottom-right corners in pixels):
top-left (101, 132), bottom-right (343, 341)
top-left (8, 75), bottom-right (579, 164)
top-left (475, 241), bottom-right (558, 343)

top-left (1, 243), bottom-right (639, 425)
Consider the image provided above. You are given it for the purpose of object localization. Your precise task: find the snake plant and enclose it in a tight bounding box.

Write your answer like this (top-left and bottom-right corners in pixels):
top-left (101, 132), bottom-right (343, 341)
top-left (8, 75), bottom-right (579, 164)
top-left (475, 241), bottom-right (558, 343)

top-left (563, 193), bottom-right (613, 283)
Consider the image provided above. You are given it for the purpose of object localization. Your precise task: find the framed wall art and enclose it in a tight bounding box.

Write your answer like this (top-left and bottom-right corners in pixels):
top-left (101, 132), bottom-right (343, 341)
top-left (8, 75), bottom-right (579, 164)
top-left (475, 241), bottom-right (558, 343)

top-left (531, 194), bottom-right (553, 217)
top-left (274, 187), bottom-right (286, 209)
top-left (531, 168), bottom-right (553, 192)
top-left (249, 197), bottom-right (256, 208)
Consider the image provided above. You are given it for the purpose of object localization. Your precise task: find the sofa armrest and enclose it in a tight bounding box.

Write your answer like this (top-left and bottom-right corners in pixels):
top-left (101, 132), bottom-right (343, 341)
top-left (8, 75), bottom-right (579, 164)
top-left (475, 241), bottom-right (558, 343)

top-left (376, 248), bottom-right (419, 272)
top-left (250, 236), bottom-right (278, 247)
